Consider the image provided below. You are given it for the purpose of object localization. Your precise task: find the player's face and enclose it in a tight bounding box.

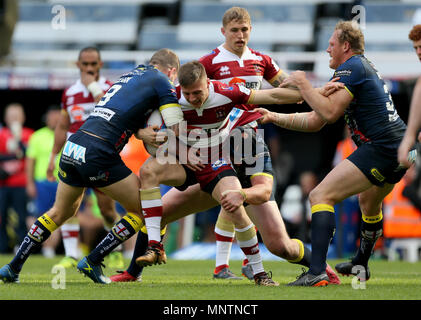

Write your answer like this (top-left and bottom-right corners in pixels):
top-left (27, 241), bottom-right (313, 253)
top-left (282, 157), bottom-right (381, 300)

top-left (181, 77), bottom-right (210, 108)
top-left (77, 50), bottom-right (103, 80)
top-left (222, 19), bottom-right (251, 56)
top-left (326, 30), bottom-right (347, 69)
top-left (413, 39), bottom-right (421, 61)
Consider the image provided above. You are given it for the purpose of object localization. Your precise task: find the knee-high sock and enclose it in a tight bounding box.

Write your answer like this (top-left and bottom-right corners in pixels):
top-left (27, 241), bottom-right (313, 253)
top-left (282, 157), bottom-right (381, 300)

top-left (87, 213), bottom-right (142, 264)
top-left (352, 211), bottom-right (383, 267)
top-left (10, 214), bottom-right (58, 273)
top-left (61, 219), bottom-right (80, 259)
top-left (308, 204), bottom-right (336, 276)
top-left (214, 215), bottom-right (235, 272)
top-left (287, 238), bottom-right (311, 268)
top-left (140, 187), bottom-right (163, 246)
top-left (235, 224), bottom-right (264, 276)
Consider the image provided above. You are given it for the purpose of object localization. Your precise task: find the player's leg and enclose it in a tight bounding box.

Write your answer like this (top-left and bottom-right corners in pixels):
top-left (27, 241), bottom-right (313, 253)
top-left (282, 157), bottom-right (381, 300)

top-left (245, 200), bottom-right (340, 284)
top-left (288, 159), bottom-right (372, 287)
top-left (336, 183), bottom-right (394, 280)
top-left (212, 176), bottom-right (278, 286)
top-left (93, 189), bottom-right (124, 268)
top-left (135, 159), bottom-right (188, 266)
top-left (111, 184), bottom-right (218, 282)
top-left (0, 180), bottom-right (85, 282)
top-left (213, 209), bottom-right (242, 280)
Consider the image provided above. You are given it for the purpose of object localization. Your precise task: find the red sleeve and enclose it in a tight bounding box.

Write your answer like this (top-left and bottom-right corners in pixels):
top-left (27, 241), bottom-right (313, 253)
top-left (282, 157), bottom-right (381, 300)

top-left (261, 53), bottom-right (282, 82)
top-left (199, 51), bottom-right (218, 79)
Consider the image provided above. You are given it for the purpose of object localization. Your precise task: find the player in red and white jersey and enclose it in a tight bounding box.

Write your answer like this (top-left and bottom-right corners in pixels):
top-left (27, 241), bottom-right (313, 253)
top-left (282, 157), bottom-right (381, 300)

top-left (200, 45), bottom-right (283, 94)
top-left (45, 47), bottom-right (122, 269)
top-left (198, 7), bottom-right (303, 280)
top-left (61, 74), bottom-right (112, 136)
top-left (131, 60), bottom-right (303, 285)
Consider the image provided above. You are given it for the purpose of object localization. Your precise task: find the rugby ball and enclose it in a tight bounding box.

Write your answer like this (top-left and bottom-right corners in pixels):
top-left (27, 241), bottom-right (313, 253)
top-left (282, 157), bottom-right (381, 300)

top-left (144, 109), bottom-right (166, 156)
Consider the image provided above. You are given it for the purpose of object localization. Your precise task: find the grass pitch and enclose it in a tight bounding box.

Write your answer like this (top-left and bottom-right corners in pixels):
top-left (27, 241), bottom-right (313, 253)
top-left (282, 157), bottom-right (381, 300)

top-left (1, 254), bottom-right (421, 300)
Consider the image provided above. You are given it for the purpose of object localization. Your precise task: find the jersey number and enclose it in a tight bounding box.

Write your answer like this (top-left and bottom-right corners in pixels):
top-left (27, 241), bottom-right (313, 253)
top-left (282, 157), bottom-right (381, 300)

top-left (97, 84), bottom-right (122, 107)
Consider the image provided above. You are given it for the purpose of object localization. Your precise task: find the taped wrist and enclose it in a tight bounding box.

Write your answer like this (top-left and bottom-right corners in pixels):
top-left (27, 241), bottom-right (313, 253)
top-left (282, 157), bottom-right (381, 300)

top-left (87, 81), bottom-right (103, 97)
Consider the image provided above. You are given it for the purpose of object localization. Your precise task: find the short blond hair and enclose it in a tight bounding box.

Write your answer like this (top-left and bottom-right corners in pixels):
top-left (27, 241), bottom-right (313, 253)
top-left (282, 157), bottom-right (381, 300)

top-left (149, 48), bottom-right (180, 71)
top-left (222, 7), bottom-right (251, 27)
top-left (335, 20), bottom-right (365, 54)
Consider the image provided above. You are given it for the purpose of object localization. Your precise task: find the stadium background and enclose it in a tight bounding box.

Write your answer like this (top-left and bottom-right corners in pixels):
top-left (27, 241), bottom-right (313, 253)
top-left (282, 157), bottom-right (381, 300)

top-left (0, 0), bottom-right (420, 261)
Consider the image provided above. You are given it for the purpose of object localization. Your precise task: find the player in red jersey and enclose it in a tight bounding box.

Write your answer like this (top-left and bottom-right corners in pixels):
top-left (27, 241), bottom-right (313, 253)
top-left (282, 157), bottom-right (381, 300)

top-left (198, 7), bottom-right (331, 281)
top-left (46, 47), bottom-right (122, 268)
top-left (130, 60), bottom-right (306, 285)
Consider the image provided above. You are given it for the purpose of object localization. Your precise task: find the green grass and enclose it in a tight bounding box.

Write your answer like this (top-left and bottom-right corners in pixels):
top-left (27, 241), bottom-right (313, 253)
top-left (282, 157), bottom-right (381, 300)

top-left (1, 255), bottom-right (421, 300)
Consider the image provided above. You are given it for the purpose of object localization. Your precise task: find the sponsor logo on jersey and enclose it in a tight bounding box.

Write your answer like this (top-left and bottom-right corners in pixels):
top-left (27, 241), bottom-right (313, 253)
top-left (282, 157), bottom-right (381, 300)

top-left (219, 66), bottom-right (231, 76)
top-left (91, 107), bottom-right (115, 121)
top-left (69, 105), bottom-right (85, 121)
top-left (229, 77), bottom-right (258, 89)
top-left (63, 141), bottom-right (86, 163)
top-left (334, 69), bottom-right (352, 77)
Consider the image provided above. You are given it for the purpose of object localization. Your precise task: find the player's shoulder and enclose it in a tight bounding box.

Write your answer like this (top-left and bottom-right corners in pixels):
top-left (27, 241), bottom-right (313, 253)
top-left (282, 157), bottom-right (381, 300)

top-left (199, 47), bottom-right (220, 63)
top-left (334, 55), bottom-right (365, 78)
top-left (247, 47), bottom-right (271, 59)
top-left (63, 80), bottom-right (84, 96)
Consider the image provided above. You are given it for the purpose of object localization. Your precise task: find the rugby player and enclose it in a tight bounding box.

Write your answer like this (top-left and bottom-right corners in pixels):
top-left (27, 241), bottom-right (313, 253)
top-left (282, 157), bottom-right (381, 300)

top-left (257, 21), bottom-right (411, 286)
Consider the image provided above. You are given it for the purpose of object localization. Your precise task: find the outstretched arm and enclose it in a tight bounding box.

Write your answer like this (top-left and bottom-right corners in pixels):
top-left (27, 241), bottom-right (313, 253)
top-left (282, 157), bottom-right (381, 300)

top-left (398, 77), bottom-right (421, 167)
top-left (255, 108), bottom-right (326, 132)
top-left (282, 71), bottom-right (352, 123)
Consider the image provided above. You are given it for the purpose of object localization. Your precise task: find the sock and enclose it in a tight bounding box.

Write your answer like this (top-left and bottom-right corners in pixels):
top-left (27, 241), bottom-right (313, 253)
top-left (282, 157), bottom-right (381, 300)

top-left (140, 187), bottom-right (163, 246)
top-left (287, 238), bottom-right (311, 268)
top-left (87, 212), bottom-right (142, 265)
top-left (308, 204), bottom-right (336, 276)
top-left (214, 215), bottom-right (235, 273)
top-left (235, 224), bottom-right (264, 276)
top-left (10, 214), bottom-right (58, 273)
top-left (352, 211), bottom-right (383, 267)
top-left (127, 231), bottom-right (149, 278)
top-left (61, 221), bottom-right (80, 259)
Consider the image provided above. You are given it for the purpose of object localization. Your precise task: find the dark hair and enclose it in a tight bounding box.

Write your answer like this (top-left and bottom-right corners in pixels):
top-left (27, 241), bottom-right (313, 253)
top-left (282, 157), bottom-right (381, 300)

top-left (178, 61), bottom-right (207, 87)
top-left (78, 46), bottom-right (101, 61)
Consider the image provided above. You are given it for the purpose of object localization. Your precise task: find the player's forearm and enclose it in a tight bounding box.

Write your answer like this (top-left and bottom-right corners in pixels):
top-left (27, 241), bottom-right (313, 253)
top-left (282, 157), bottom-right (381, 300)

top-left (298, 80), bottom-right (340, 123)
top-left (269, 111), bottom-right (325, 132)
top-left (404, 78), bottom-right (421, 139)
top-left (52, 126), bottom-right (67, 155)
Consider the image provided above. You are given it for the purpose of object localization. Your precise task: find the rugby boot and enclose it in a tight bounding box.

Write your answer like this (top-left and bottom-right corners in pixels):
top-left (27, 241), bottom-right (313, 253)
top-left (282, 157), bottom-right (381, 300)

top-left (135, 242), bottom-right (167, 267)
top-left (335, 261), bottom-right (370, 281)
top-left (241, 261), bottom-right (254, 280)
top-left (254, 271), bottom-right (279, 286)
top-left (77, 256), bottom-right (111, 284)
top-left (0, 264), bottom-right (20, 283)
top-left (213, 267), bottom-right (242, 280)
top-left (110, 270), bottom-right (142, 282)
top-left (287, 268), bottom-right (329, 287)
top-left (325, 263), bottom-right (341, 284)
